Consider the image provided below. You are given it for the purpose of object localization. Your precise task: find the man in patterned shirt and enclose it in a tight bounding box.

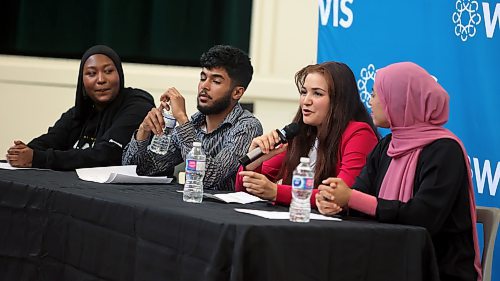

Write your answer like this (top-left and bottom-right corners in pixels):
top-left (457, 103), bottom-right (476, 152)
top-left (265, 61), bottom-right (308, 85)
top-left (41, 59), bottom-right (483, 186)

top-left (122, 45), bottom-right (263, 190)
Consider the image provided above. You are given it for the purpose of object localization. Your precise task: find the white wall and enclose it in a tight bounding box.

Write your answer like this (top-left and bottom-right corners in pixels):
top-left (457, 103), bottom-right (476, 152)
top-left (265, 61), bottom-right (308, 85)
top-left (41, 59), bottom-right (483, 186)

top-left (0, 0), bottom-right (318, 155)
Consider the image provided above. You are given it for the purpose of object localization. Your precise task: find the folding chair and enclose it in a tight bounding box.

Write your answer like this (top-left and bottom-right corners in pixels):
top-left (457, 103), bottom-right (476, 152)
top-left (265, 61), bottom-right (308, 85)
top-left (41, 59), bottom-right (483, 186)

top-left (476, 206), bottom-right (500, 281)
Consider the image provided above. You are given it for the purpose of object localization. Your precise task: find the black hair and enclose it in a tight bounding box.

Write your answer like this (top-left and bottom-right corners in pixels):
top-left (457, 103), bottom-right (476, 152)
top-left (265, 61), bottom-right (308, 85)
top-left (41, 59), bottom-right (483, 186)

top-left (200, 45), bottom-right (253, 89)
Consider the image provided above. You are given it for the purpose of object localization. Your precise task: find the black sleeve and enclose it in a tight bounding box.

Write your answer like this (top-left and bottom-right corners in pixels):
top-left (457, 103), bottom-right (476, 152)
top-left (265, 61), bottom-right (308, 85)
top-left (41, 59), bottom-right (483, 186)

top-left (30, 96), bottom-right (153, 170)
top-left (352, 136), bottom-right (389, 195)
top-left (375, 139), bottom-right (467, 236)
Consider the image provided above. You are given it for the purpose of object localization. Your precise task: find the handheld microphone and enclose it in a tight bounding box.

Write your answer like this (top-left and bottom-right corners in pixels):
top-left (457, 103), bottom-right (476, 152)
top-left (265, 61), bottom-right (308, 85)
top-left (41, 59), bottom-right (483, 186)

top-left (239, 123), bottom-right (299, 167)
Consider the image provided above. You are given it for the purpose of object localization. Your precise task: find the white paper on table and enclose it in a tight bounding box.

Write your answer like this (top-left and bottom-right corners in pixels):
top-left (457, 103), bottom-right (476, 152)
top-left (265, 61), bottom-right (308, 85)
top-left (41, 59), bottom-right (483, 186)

top-left (204, 192), bottom-right (265, 204)
top-left (234, 208), bottom-right (342, 221)
top-left (76, 165), bottom-right (172, 184)
top-left (0, 162), bottom-right (49, 170)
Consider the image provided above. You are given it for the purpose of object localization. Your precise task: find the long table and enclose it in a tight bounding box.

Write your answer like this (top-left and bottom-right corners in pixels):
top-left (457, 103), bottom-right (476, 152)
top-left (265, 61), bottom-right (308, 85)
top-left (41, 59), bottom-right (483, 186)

top-left (0, 169), bottom-right (440, 281)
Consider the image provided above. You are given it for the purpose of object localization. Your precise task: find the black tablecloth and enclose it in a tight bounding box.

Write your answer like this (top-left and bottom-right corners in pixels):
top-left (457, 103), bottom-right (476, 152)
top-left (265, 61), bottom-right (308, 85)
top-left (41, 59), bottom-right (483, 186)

top-left (0, 169), bottom-right (440, 281)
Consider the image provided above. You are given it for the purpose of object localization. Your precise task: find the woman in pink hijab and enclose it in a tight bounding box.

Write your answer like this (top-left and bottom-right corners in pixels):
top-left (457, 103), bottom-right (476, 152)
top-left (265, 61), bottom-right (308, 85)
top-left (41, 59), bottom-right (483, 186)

top-left (316, 62), bottom-right (482, 281)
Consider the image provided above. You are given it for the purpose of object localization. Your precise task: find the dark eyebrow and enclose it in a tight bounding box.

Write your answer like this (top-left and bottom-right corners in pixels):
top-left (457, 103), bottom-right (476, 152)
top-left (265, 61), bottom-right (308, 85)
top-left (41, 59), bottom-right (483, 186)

top-left (210, 74), bottom-right (225, 80)
top-left (85, 63), bottom-right (114, 70)
top-left (310, 87), bottom-right (326, 92)
top-left (200, 69), bottom-right (226, 80)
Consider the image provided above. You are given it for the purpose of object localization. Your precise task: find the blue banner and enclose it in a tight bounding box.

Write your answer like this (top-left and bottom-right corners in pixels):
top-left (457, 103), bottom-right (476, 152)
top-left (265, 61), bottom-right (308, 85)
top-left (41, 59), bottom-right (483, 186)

top-left (317, 0), bottom-right (499, 279)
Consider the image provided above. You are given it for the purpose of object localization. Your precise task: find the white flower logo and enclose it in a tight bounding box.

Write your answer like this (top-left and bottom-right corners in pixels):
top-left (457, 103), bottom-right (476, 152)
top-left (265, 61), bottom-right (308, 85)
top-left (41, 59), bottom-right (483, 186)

top-left (452, 0), bottom-right (482, 42)
top-left (357, 64), bottom-right (376, 109)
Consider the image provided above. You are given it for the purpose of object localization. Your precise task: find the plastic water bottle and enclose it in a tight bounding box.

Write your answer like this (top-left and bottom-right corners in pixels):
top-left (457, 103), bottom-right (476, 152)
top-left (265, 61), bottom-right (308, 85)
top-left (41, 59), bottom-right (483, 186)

top-left (289, 157), bottom-right (314, 222)
top-left (148, 108), bottom-right (176, 155)
top-left (183, 142), bottom-right (206, 203)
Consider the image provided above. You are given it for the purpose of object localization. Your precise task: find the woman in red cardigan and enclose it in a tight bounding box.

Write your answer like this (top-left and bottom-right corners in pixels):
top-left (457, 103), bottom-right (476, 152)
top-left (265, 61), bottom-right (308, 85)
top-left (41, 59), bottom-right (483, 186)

top-left (235, 62), bottom-right (378, 207)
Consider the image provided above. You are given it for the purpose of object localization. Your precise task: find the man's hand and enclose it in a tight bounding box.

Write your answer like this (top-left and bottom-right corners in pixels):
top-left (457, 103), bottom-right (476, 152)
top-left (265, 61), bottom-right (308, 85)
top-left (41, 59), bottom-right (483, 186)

top-left (136, 107), bottom-right (165, 141)
top-left (160, 87), bottom-right (189, 125)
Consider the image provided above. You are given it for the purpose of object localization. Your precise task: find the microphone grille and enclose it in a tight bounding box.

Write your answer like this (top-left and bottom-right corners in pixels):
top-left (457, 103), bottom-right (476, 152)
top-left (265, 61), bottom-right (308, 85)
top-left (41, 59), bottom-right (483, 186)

top-left (283, 123), bottom-right (300, 139)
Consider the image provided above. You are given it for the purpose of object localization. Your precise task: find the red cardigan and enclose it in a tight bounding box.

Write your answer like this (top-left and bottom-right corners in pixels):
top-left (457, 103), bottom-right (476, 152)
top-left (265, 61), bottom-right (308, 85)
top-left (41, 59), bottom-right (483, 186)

top-left (234, 121), bottom-right (378, 207)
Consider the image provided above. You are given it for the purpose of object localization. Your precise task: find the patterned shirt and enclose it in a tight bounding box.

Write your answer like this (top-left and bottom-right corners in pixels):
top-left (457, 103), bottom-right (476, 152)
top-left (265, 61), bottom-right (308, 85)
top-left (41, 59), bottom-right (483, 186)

top-left (122, 103), bottom-right (263, 190)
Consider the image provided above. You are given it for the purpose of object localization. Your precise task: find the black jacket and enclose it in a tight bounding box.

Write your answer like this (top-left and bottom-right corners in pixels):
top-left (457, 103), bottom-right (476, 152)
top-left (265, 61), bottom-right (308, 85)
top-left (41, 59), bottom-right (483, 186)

top-left (28, 45), bottom-right (154, 170)
top-left (354, 134), bottom-right (477, 281)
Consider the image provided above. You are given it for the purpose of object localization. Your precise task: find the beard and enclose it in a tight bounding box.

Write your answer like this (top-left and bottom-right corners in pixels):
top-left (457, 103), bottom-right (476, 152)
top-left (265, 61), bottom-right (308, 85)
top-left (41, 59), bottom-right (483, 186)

top-left (197, 89), bottom-right (233, 115)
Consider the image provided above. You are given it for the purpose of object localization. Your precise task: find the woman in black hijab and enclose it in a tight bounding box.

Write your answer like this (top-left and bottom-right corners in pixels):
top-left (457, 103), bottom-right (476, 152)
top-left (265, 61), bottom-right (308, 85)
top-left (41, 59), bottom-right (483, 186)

top-left (6, 45), bottom-right (155, 170)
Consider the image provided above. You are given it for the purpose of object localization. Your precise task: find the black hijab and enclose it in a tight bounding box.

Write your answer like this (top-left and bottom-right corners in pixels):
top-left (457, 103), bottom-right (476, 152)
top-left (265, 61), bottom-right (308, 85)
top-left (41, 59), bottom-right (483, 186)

top-left (74, 45), bottom-right (125, 122)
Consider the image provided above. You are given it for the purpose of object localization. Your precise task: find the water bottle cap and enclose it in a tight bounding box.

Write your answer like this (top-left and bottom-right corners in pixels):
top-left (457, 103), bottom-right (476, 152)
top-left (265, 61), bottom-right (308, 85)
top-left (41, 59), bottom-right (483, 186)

top-left (300, 157), bottom-right (310, 163)
top-left (193, 142), bottom-right (202, 147)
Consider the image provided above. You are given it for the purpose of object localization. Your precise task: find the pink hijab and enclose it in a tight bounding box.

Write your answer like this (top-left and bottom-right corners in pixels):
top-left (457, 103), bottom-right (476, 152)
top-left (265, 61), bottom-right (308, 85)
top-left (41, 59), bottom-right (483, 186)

top-left (374, 62), bottom-right (482, 281)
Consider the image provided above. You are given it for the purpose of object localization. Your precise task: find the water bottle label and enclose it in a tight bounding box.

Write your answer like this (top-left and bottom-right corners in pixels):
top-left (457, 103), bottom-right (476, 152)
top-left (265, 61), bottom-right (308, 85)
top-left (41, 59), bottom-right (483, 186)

top-left (186, 160), bottom-right (206, 172)
top-left (164, 115), bottom-right (176, 129)
top-left (186, 159), bottom-right (196, 171)
top-left (292, 176), bottom-right (314, 189)
top-left (196, 160), bottom-right (206, 171)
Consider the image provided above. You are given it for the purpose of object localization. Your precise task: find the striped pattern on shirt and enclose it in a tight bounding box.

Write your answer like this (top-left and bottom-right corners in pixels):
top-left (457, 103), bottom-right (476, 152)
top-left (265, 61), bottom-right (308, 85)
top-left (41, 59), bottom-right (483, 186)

top-left (122, 103), bottom-right (263, 190)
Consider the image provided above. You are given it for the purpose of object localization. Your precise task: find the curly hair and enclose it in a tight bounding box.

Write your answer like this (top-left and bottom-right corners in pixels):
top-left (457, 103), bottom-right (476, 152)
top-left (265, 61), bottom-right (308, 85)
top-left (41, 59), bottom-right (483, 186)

top-left (200, 45), bottom-right (253, 89)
